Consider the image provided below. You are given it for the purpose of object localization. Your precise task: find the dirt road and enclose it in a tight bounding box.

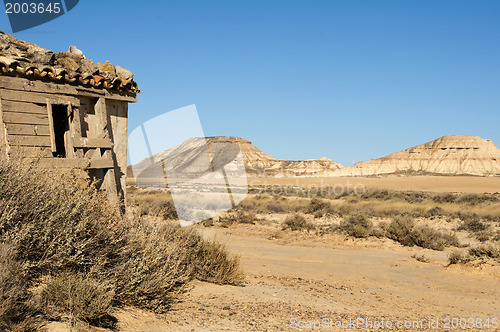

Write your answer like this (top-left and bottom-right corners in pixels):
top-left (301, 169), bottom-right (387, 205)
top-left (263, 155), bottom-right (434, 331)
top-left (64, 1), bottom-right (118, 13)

top-left (114, 223), bottom-right (499, 331)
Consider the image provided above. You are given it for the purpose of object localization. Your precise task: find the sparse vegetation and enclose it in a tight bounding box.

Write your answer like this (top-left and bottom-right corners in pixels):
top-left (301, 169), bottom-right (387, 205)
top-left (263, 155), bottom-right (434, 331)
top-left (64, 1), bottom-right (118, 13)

top-left (0, 158), bottom-right (243, 328)
top-left (282, 214), bottom-right (315, 232)
top-left (411, 254), bottom-right (430, 263)
top-left (339, 214), bottom-right (373, 238)
top-left (448, 245), bottom-right (500, 264)
top-left (385, 215), bottom-right (459, 250)
top-left (41, 274), bottom-right (114, 327)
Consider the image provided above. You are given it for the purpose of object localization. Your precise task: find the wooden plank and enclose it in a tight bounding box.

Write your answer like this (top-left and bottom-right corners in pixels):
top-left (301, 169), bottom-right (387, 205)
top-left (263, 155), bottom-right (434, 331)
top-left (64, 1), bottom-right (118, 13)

top-left (72, 137), bottom-right (113, 149)
top-left (45, 102), bottom-right (57, 153)
top-left (0, 98), bottom-right (8, 158)
top-left (38, 157), bottom-right (89, 169)
top-left (0, 89), bottom-right (80, 106)
top-left (5, 123), bottom-right (50, 136)
top-left (0, 76), bottom-right (78, 95)
top-left (1, 100), bottom-right (47, 115)
top-left (7, 135), bottom-right (52, 147)
top-left (88, 158), bottom-right (114, 169)
top-left (95, 97), bottom-right (109, 139)
top-left (0, 76), bottom-right (136, 103)
top-left (71, 105), bottom-right (84, 158)
top-left (8, 146), bottom-right (53, 158)
top-left (2, 111), bottom-right (49, 125)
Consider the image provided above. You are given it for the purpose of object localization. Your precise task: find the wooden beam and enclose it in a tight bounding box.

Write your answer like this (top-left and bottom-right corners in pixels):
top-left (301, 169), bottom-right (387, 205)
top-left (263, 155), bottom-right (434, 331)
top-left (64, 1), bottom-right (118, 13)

top-left (76, 88), bottom-right (136, 103)
top-left (0, 76), bottom-right (136, 102)
top-left (5, 123), bottom-right (50, 136)
top-left (88, 158), bottom-right (114, 169)
top-left (72, 137), bottom-right (113, 149)
top-left (1, 100), bottom-right (47, 115)
top-left (0, 76), bottom-right (78, 95)
top-left (0, 88), bottom-right (80, 106)
top-left (46, 101), bottom-right (57, 152)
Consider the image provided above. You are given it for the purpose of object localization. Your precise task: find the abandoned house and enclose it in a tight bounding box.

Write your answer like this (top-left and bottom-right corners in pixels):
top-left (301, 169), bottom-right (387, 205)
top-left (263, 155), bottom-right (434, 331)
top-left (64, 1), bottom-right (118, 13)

top-left (0, 31), bottom-right (139, 203)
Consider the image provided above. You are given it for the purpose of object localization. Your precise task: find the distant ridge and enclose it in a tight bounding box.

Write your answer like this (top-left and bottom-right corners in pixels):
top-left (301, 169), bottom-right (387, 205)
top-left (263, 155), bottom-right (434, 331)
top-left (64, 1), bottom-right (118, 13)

top-left (334, 135), bottom-right (500, 177)
top-left (129, 135), bottom-right (500, 179)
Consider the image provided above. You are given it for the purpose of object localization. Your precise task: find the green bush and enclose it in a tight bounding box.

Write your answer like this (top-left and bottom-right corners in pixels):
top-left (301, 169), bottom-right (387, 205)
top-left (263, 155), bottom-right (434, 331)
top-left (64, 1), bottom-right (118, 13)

top-left (340, 214), bottom-right (373, 238)
top-left (386, 215), bottom-right (459, 250)
top-left (282, 214), bottom-right (314, 232)
top-left (386, 215), bottom-right (416, 246)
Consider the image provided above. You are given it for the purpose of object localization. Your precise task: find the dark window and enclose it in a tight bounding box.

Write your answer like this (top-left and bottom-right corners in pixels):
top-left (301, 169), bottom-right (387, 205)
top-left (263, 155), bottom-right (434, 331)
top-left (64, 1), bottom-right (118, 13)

top-left (51, 105), bottom-right (69, 158)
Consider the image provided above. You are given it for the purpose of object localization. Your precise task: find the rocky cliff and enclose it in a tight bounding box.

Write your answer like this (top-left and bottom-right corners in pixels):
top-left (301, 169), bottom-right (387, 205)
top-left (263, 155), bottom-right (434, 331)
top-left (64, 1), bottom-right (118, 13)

top-left (334, 135), bottom-right (500, 177)
top-left (129, 136), bottom-right (343, 179)
top-left (130, 135), bottom-right (500, 180)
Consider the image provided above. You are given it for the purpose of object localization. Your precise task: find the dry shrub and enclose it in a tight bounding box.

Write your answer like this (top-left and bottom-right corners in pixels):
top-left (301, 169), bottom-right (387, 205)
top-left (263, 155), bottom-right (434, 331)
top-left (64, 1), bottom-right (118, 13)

top-left (128, 188), bottom-right (178, 220)
top-left (41, 274), bottom-right (114, 326)
top-left (340, 213), bottom-right (373, 238)
top-left (306, 198), bottom-right (334, 218)
top-left (0, 243), bottom-right (37, 331)
top-left (219, 210), bottom-right (256, 227)
top-left (386, 215), bottom-right (459, 251)
top-left (468, 244), bottom-right (500, 261)
top-left (449, 245), bottom-right (500, 264)
top-left (448, 249), bottom-right (466, 265)
top-left (195, 240), bottom-right (244, 285)
top-left (0, 158), bottom-right (244, 325)
top-left (115, 219), bottom-right (243, 313)
top-left (282, 214), bottom-right (315, 232)
top-left (0, 159), bottom-right (124, 280)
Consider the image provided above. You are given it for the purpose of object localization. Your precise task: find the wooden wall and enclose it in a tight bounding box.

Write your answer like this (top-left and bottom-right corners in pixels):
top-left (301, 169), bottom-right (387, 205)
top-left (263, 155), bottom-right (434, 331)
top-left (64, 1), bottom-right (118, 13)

top-left (0, 76), bottom-right (135, 205)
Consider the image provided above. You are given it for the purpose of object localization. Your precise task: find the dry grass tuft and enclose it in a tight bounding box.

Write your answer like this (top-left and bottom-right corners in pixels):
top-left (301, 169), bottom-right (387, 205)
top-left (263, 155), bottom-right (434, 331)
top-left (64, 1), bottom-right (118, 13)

top-left (41, 274), bottom-right (114, 326)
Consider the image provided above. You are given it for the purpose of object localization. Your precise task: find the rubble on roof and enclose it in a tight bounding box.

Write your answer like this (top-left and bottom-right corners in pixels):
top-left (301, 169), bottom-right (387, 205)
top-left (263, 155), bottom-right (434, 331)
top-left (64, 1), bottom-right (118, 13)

top-left (0, 30), bottom-right (139, 95)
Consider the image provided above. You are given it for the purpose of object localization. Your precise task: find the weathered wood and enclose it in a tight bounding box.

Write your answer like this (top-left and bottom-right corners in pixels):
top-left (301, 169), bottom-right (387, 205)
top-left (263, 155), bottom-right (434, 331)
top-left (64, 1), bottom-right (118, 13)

top-left (2, 111), bottom-right (49, 125)
top-left (8, 146), bottom-right (53, 158)
top-left (0, 76), bottom-right (78, 95)
top-left (8, 135), bottom-right (52, 147)
top-left (0, 89), bottom-right (80, 106)
top-left (95, 97), bottom-right (109, 140)
top-left (0, 98), bottom-right (8, 158)
top-left (1, 100), bottom-right (47, 115)
top-left (77, 88), bottom-right (137, 103)
top-left (38, 157), bottom-right (89, 168)
top-left (88, 158), bottom-right (114, 169)
top-left (5, 123), bottom-right (50, 136)
top-left (46, 102), bottom-right (57, 152)
top-left (72, 137), bottom-right (113, 149)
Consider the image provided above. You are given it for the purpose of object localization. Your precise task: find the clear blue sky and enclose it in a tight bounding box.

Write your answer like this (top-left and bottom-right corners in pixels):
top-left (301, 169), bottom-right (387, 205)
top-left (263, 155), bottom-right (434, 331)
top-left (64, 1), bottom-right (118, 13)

top-left (1, 0), bottom-right (499, 166)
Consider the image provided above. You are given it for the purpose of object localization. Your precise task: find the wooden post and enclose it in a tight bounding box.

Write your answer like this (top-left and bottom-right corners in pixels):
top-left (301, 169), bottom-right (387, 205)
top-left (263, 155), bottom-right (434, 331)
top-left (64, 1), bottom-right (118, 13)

top-left (94, 97), bottom-right (118, 203)
top-left (46, 99), bottom-right (56, 153)
top-left (0, 96), bottom-right (8, 159)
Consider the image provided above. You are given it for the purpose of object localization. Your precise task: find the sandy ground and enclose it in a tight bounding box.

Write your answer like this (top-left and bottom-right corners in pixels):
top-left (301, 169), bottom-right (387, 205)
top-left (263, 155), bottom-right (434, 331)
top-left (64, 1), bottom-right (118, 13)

top-left (248, 176), bottom-right (500, 194)
top-left (111, 223), bottom-right (500, 332)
